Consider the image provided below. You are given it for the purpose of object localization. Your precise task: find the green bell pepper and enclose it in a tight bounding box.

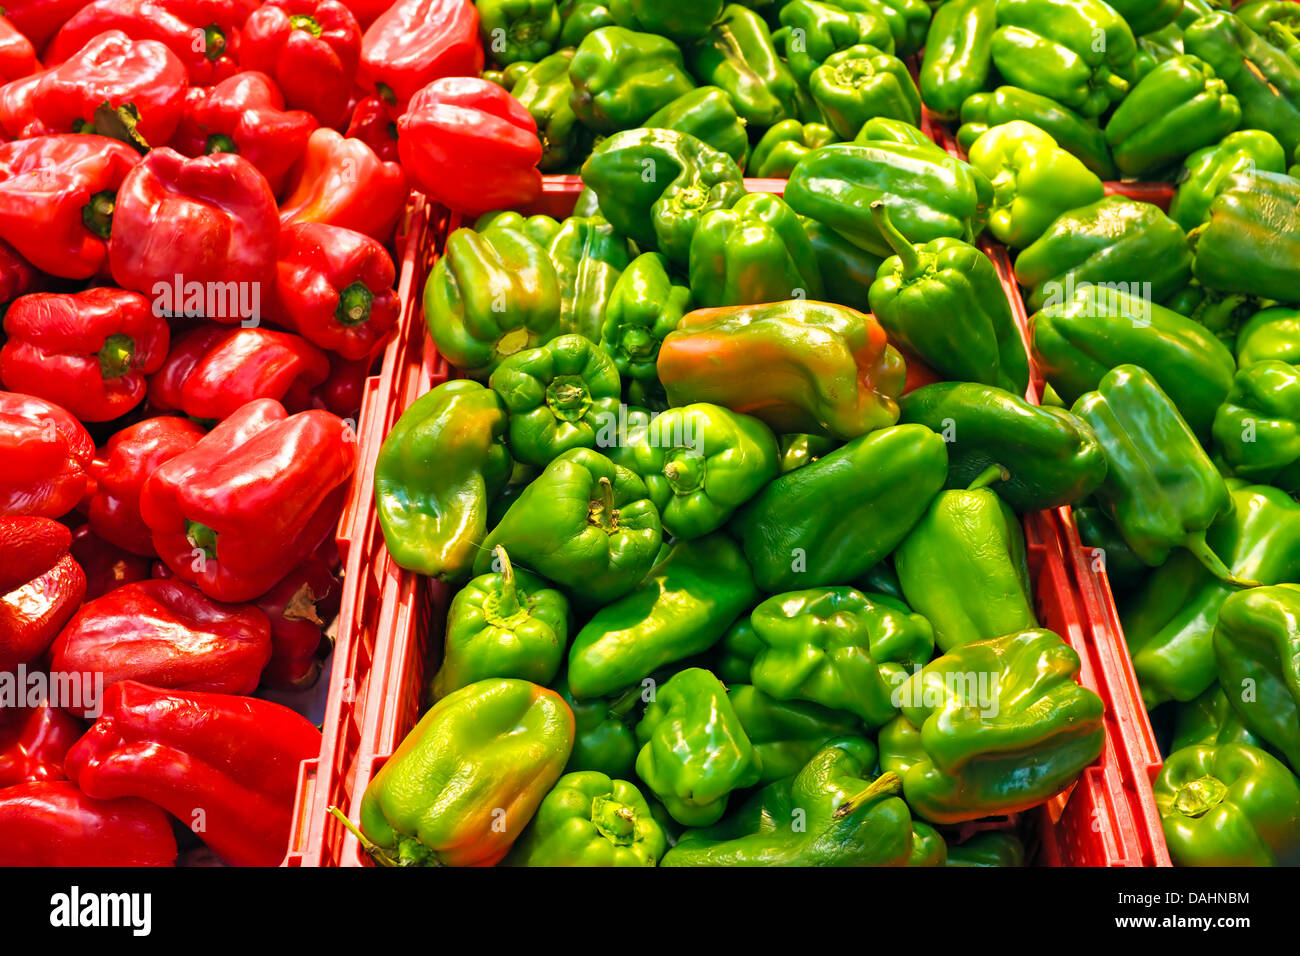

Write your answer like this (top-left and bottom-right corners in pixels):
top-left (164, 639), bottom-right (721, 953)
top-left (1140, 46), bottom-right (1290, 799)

top-left (476, 210), bottom-right (562, 247)
top-left (476, 447), bottom-right (662, 604)
top-left (607, 0), bottom-right (723, 41)
top-left (545, 214), bottom-right (631, 343)
top-left (1190, 170), bottom-right (1300, 306)
top-left (729, 684), bottom-right (861, 784)
top-left (634, 667), bottom-right (762, 826)
top-left (799, 214), bottom-right (883, 312)
top-left (907, 821), bottom-right (948, 866)
top-left (852, 115), bottom-right (931, 148)
top-left (1106, 0), bottom-right (1182, 35)
top-left (731, 424), bottom-right (949, 593)
top-left (510, 50), bottom-right (590, 172)
top-left (506, 770), bottom-right (666, 866)
top-left (879, 628), bottom-right (1106, 823)
top-left (429, 546), bottom-right (569, 699)
top-left (1237, 307), bottom-right (1300, 368)
top-left (838, 0), bottom-right (931, 57)
top-left (598, 252), bottom-right (691, 384)
top-left (643, 86), bottom-right (750, 168)
top-left (749, 587), bottom-right (934, 727)
top-left (809, 44), bottom-right (921, 138)
top-left (581, 128), bottom-right (745, 266)
top-left (375, 381), bottom-right (512, 581)
top-left (918, 0), bottom-right (995, 121)
top-left (715, 615), bottom-right (762, 685)
top-left (425, 226), bottom-right (562, 380)
top-left (775, 0), bottom-right (895, 88)
top-left (898, 381), bottom-right (1107, 512)
top-left (569, 26), bottom-right (696, 132)
top-left (868, 202), bottom-right (1030, 394)
top-left (1074, 502), bottom-right (1148, 592)
top-left (556, 672), bottom-right (640, 778)
top-left (1169, 130), bottom-right (1287, 233)
top-left (945, 831), bottom-right (1026, 866)
top-left (1237, 0), bottom-right (1300, 36)
top-left (1171, 683), bottom-right (1264, 754)
top-left (687, 4), bottom-right (799, 127)
top-left (1212, 361), bottom-right (1300, 492)
top-left (479, 0), bottom-right (562, 65)
top-left (957, 85), bottom-right (1117, 179)
top-left (894, 465), bottom-right (1038, 653)
top-left (484, 60), bottom-right (536, 89)
top-left (1154, 743), bottom-right (1300, 866)
top-left (567, 535), bottom-right (759, 699)
top-left (777, 432), bottom-right (840, 474)
top-left (747, 120), bottom-right (838, 178)
top-left (559, 0), bottom-right (614, 45)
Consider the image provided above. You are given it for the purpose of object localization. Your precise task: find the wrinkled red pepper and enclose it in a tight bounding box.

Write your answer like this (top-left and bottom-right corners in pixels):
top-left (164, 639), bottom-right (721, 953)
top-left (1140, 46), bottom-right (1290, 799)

top-left (278, 127), bottom-right (406, 242)
top-left (273, 222), bottom-right (398, 360)
top-left (0, 391), bottom-right (94, 519)
top-left (0, 134), bottom-right (141, 280)
top-left (0, 72), bottom-right (47, 138)
top-left (140, 398), bottom-right (356, 602)
top-left (44, 0), bottom-right (250, 86)
top-left (0, 288), bottom-right (170, 422)
top-left (241, 0), bottom-right (361, 129)
top-left (311, 351), bottom-right (372, 418)
top-left (168, 72), bottom-right (315, 198)
top-left (0, 14), bottom-right (39, 81)
top-left (0, 702), bottom-right (83, 787)
top-left (32, 30), bottom-right (189, 147)
top-left (87, 416), bottom-right (206, 556)
top-left (345, 93), bottom-right (398, 162)
top-left (65, 680), bottom-right (322, 867)
top-left (109, 147), bottom-right (279, 310)
top-left (70, 525), bottom-right (153, 599)
top-left (0, 781), bottom-right (178, 866)
top-left (51, 578), bottom-right (273, 697)
top-left (0, 239), bottom-right (40, 306)
top-left (255, 551), bottom-right (339, 689)
top-left (148, 325), bottom-right (331, 422)
top-left (2, 0), bottom-right (89, 54)
top-left (0, 515), bottom-right (69, 593)
top-left (398, 76), bottom-right (542, 216)
top-left (360, 0), bottom-right (482, 107)
top-left (0, 519), bottom-right (85, 670)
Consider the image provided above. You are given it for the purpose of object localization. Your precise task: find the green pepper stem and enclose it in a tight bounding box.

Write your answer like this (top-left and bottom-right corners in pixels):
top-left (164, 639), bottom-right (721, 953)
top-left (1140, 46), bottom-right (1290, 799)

top-left (205, 133), bottom-right (237, 155)
top-left (968, 463), bottom-right (1010, 491)
top-left (327, 807), bottom-right (398, 868)
top-left (1183, 533), bottom-right (1262, 589)
top-left (1103, 73), bottom-right (1129, 97)
top-left (832, 771), bottom-right (903, 819)
top-left (1172, 775), bottom-right (1228, 819)
top-left (203, 24), bottom-right (227, 60)
top-left (607, 685), bottom-right (642, 720)
top-left (289, 13), bottom-right (322, 37)
top-left (335, 280), bottom-right (375, 326)
top-left (81, 190), bottom-right (116, 239)
top-left (869, 201), bottom-right (921, 277)
top-left (493, 545), bottom-right (520, 618)
top-left (594, 476), bottom-right (617, 532)
top-left (98, 333), bottom-right (135, 380)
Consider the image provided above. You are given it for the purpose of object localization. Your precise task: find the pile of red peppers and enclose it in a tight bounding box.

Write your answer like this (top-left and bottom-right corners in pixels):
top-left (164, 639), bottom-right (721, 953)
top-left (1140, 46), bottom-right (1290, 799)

top-left (0, 0), bottom-right (516, 868)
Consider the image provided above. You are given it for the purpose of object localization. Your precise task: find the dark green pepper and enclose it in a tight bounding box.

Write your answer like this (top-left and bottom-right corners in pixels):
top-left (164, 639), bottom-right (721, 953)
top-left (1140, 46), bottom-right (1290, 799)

top-left (945, 832), bottom-right (1026, 866)
top-left (799, 214), bottom-right (882, 312)
top-left (1190, 170), bottom-right (1300, 306)
top-left (1171, 683), bottom-right (1264, 754)
top-left (607, 0), bottom-right (723, 41)
top-left (687, 4), bottom-right (799, 127)
top-left (715, 615), bottom-right (763, 685)
top-left (1074, 502), bottom-right (1148, 592)
top-left (569, 26), bottom-right (696, 132)
top-left (510, 49), bottom-right (590, 172)
top-left (729, 684), bottom-right (862, 784)
top-left (747, 119), bottom-right (837, 178)
top-left (479, 0), bottom-right (562, 64)
top-left (1212, 361), bottom-right (1300, 493)
top-left (599, 252), bottom-right (691, 383)
top-left (556, 672), bottom-right (641, 778)
top-left (643, 86), bottom-right (750, 168)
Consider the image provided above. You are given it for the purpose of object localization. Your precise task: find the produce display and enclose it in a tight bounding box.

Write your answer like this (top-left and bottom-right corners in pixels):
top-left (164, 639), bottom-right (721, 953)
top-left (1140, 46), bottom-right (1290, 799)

top-left (3, 0), bottom-right (1300, 876)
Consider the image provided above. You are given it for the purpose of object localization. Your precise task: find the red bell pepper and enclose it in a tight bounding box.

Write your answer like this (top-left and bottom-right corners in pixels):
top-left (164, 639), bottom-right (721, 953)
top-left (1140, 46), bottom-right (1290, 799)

top-left (0, 515), bottom-right (69, 593)
top-left (311, 351), bottom-right (372, 418)
top-left (345, 93), bottom-right (398, 162)
top-left (241, 0), bottom-right (361, 129)
top-left (87, 416), bottom-right (206, 556)
top-left (70, 525), bottom-right (154, 600)
top-left (0, 702), bottom-right (83, 787)
top-left (359, 0), bottom-right (483, 107)
top-left (32, 31), bottom-right (189, 147)
top-left (0, 72), bottom-right (47, 138)
top-left (140, 398), bottom-right (356, 602)
top-left (0, 134), bottom-right (141, 280)
top-left (255, 551), bottom-right (339, 689)
top-left (108, 147), bottom-right (280, 310)
top-left (169, 72), bottom-right (315, 199)
top-left (0, 288), bottom-right (170, 423)
top-left (2, 0), bottom-right (89, 54)
top-left (50, 578), bottom-right (273, 698)
top-left (0, 14), bottom-right (39, 81)
top-left (273, 222), bottom-right (398, 360)
top-left (0, 239), bottom-right (40, 306)
top-left (43, 0), bottom-right (250, 86)
top-left (148, 325), bottom-right (331, 422)
top-left (338, 0), bottom-right (391, 29)
top-left (65, 680), bottom-right (322, 866)
top-left (0, 781), bottom-right (178, 867)
top-left (0, 391), bottom-right (94, 519)
top-left (278, 127), bottom-right (406, 242)
top-left (398, 76), bottom-right (542, 216)
top-left (0, 553), bottom-right (85, 671)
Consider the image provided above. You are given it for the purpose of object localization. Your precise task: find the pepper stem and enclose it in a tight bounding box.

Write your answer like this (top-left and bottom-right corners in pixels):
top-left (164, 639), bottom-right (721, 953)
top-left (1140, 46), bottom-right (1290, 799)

top-left (1103, 73), bottom-right (1129, 97)
top-left (98, 333), bottom-right (135, 380)
top-left (81, 190), bottom-right (116, 239)
top-left (185, 520), bottom-right (218, 559)
top-left (832, 771), bottom-right (903, 819)
top-left (869, 201), bottom-right (921, 277)
top-left (205, 133), bottom-right (238, 155)
top-left (493, 545), bottom-right (520, 618)
top-left (591, 476), bottom-right (617, 532)
top-left (327, 807), bottom-right (398, 868)
top-left (967, 463), bottom-right (1010, 491)
top-left (289, 14), bottom-right (322, 37)
top-left (1183, 533), bottom-right (1262, 589)
top-left (1172, 775), bottom-right (1229, 819)
top-left (203, 24), bottom-right (227, 60)
top-left (335, 281), bottom-right (374, 326)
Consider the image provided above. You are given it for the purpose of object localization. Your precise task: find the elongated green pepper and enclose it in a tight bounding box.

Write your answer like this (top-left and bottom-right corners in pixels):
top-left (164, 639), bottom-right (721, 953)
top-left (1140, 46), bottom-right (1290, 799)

top-left (688, 4), bottom-right (799, 127)
top-left (546, 214), bottom-right (631, 343)
top-left (643, 87), bottom-right (750, 168)
top-left (689, 193), bottom-right (825, 307)
top-left (919, 0), bottom-right (995, 121)
top-left (957, 85), bottom-right (1117, 179)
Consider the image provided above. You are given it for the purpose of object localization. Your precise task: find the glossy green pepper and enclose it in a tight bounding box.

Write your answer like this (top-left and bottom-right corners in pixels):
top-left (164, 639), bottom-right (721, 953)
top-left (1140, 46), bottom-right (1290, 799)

top-left (894, 465), bottom-right (1037, 653)
top-left (1237, 307), bottom-right (1300, 368)
top-left (510, 50), bottom-right (590, 172)
top-left (969, 120), bottom-right (1105, 249)
top-left (634, 667), bottom-right (762, 826)
top-left (607, 0), bottom-right (723, 40)
top-left (476, 210), bottom-right (562, 247)
top-left (569, 26), bottom-right (696, 132)
top-left (879, 628), bottom-right (1106, 823)
top-left (799, 215), bottom-right (882, 312)
top-left (749, 587), bottom-right (934, 726)
top-left (1154, 743), bottom-right (1300, 866)
top-left (728, 684), bottom-right (861, 784)
top-left (957, 85), bottom-right (1117, 179)
top-left (430, 547), bottom-right (569, 699)
top-left (747, 120), bottom-right (838, 178)
top-left (558, 0), bottom-right (614, 45)
top-left (687, 4), bottom-right (799, 127)
top-left (1212, 362), bottom-right (1300, 492)
top-left (838, 0), bottom-right (930, 57)
top-left (556, 672), bottom-right (640, 778)
top-left (1169, 130), bottom-right (1287, 234)
top-left (581, 128), bottom-right (745, 267)
top-left (484, 60), bottom-right (536, 88)
top-left (809, 44), bottom-right (921, 139)
top-left (907, 821), bottom-right (948, 866)
top-left (545, 214), bottom-right (632, 343)
top-left (868, 202), bottom-right (1029, 394)
top-left (661, 736), bottom-right (915, 865)
top-left (689, 193), bottom-right (825, 308)
top-left (945, 831), bottom-right (1026, 866)
top-left (479, 0), bottom-right (562, 64)
top-left (899, 381), bottom-right (1107, 512)
top-left (1190, 170), bottom-right (1300, 306)
top-left (715, 615), bottom-right (762, 685)
top-left (375, 381), bottom-right (511, 581)
top-left (599, 252), bottom-right (691, 384)
top-left (1074, 502), bottom-right (1148, 592)
top-left (1104, 55), bottom-right (1240, 177)
top-left (644, 87), bottom-right (750, 168)
top-left (506, 770), bottom-right (667, 866)
top-left (918, 0), bottom-right (995, 121)
top-left (1171, 683), bottom-right (1264, 754)
top-left (1236, 0), bottom-right (1300, 36)
top-left (777, 432), bottom-right (840, 474)
top-left (732, 424), bottom-right (948, 593)
top-left (775, 0), bottom-right (895, 87)
top-left (476, 448), bottom-right (662, 604)
top-left (567, 535), bottom-right (759, 699)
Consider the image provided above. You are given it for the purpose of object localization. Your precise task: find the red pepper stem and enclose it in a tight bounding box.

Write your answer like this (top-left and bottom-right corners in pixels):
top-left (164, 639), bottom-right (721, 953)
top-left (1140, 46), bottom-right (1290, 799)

top-left (869, 201), bottom-right (921, 277)
top-left (833, 771), bottom-right (903, 819)
top-left (493, 545), bottom-right (520, 618)
top-left (327, 807), bottom-right (398, 867)
top-left (967, 463), bottom-right (1010, 491)
top-left (1184, 533), bottom-right (1263, 589)
top-left (335, 281), bottom-right (375, 326)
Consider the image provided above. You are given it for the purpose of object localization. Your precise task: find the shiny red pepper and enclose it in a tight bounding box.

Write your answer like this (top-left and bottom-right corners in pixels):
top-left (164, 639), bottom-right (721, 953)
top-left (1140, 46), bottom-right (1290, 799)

top-left (148, 324), bottom-right (331, 422)
top-left (169, 72), bottom-right (316, 198)
top-left (70, 525), bottom-right (153, 599)
top-left (0, 14), bottom-right (39, 81)
top-left (359, 0), bottom-right (483, 107)
top-left (338, 0), bottom-right (390, 29)
top-left (0, 514), bottom-right (69, 594)
top-left (50, 578), bottom-right (273, 697)
top-left (0, 391), bottom-right (94, 519)
top-left (140, 398), bottom-right (356, 602)
top-left (0, 781), bottom-right (178, 867)
top-left (311, 351), bottom-right (372, 418)
top-left (32, 30), bottom-right (188, 147)
top-left (241, 0), bottom-right (361, 129)
top-left (0, 134), bottom-right (141, 280)
top-left (255, 551), bottom-right (339, 689)
top-left (44, 0), bottom-right (252, 86)
top-left (272, 222), bottom-right (398, 360)
top-left (278, 127), bottom-right (406, 242)
top-left (0, 72), bottom-right (47, 138)
top-left (0, 239), bottom-right (40, 306)
top-left (398, 75), bottom-right (542, 216)
top-left (3, 0), bottom-right (90, 54)
top-left (0, 702), bottom-right (83, 787)
top-left (344, 93), bottom-right (398, 162)
top-left (108, 147), bottom-right (280, 309)
top-left (87, 416), bottom-right (206, 556)
top-left (65, 680), bottom-right (322, 866)
top-left (0, 518), bottom-right (85, 670)
top-left (0, 289), bottom-right (170, 422)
